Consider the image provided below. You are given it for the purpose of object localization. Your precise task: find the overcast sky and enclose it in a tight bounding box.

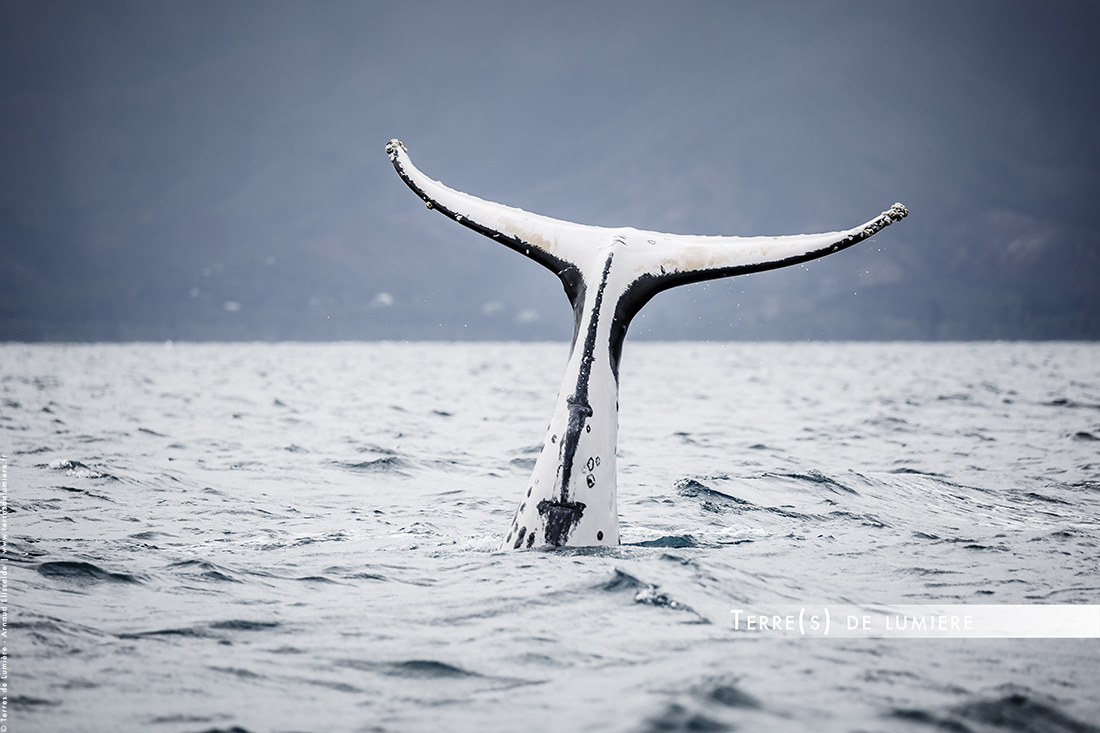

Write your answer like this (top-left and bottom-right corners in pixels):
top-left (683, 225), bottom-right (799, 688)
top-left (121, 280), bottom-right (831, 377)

top-left (1, 0), bottom-right (1098, 341)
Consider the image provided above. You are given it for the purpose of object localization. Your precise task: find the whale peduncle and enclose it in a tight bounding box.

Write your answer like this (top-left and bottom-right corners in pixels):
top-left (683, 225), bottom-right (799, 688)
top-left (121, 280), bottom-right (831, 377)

top-left (385, 138), bottom-right (907, 549)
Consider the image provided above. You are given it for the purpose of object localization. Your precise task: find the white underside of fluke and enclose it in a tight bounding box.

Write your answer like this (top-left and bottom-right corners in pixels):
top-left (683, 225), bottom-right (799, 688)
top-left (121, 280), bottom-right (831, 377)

top-left (385, 139), bottom-right (907, 549)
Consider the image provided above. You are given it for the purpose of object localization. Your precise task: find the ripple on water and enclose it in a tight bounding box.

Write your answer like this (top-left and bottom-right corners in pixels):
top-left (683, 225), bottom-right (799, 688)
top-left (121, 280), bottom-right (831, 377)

top-left (333, 455), bottom-right (412, 474)
top-left (37, 561), bottom-right (141, 586)
top-left (892, 687), bottom-right (1100, 733)
top-left (40, 458), bottom-right (120, 481)
top-left (166, 559), bottom-right (243, 584)
top-left (4, 341), bottom-right (1099, 731)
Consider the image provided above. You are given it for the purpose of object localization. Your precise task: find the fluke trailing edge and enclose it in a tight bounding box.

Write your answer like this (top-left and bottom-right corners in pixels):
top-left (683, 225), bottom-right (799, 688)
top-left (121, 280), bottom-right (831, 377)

top-left (385, 139), bottom-right (907, 550)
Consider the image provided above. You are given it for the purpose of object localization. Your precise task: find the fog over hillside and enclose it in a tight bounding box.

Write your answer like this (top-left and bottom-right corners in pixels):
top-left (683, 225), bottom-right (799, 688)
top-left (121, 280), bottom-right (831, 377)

top-left (2, 0), bottom-right (1098, 342)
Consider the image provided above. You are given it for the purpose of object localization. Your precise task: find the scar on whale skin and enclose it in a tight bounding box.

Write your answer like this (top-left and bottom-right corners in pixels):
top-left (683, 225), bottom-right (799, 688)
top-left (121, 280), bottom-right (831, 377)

top-left (385, 138), bottom-right (907, 549)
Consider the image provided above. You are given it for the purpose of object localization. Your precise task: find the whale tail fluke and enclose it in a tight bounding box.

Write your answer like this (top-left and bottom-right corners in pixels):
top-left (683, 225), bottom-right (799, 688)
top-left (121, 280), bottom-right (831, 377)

top-left (386, 138), bottom-right (905, 285)
top-left (386, 138), bottom-right (907, 549)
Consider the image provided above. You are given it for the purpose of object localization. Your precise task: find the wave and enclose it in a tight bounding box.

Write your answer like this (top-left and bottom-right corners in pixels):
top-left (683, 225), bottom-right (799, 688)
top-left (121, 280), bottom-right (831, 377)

top-left (1045, 398), bottom-right (1100, 410)
top-left (676, 478), bottom-right (754, 513)
top-left (38, 458), bottom-right (119, 481)
top-left (8, 696), bottom-right (62, 711)
top-left (637, 681), bottom-right (763, 733)
top-left (768, 470), bottom-right (859, 494)
top-left (598, 569), bottom-right (706, 621)
top-left (166, 559), bottom-right (243, 583)
top-left (37, 561), bottom-right (141, 585)
top-left (384, 660), bottom-right (479, 679)
top-left (892, 687), bottom-right (1100, 733)
top-left (638, 704), bottom-right (733, 733)
top-left (333, 455), bottom-right (411, 474)
top-left (54, 485), bottom-right (113, 501)
top-left (631, 534), bottom-right (700, 548)
top-left (118, 627), bottom-right (216, 640)
top-left (207, 620), bottom-right (280, 631)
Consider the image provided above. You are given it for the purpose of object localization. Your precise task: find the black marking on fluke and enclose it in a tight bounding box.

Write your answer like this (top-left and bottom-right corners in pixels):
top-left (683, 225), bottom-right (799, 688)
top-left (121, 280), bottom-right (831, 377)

top-left (537, 499), bottom-right (588, 547)
top-left (384, 138), bottom-right (907, 548)
top-left (556, 254), bottom-right (613, 514)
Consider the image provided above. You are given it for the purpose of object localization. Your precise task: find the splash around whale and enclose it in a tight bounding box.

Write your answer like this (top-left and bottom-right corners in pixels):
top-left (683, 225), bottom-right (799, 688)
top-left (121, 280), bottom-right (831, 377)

top-left (385, 139), bottom-right (907, 550)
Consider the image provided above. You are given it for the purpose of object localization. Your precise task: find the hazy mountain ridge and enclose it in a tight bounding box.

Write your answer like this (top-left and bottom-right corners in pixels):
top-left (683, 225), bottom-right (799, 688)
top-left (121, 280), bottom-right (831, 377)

top-left (2, 0), bottom-right (1098, 341)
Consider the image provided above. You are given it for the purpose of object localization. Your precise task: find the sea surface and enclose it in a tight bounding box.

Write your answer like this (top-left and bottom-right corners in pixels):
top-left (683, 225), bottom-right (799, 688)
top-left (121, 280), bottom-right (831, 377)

top-left (2, 341), bottom-right (1099, 733)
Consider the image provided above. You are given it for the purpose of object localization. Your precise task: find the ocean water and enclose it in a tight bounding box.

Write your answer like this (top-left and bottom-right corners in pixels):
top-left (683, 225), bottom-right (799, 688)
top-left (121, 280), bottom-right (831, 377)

top-left (2, 340), bottom-right (1099, 733)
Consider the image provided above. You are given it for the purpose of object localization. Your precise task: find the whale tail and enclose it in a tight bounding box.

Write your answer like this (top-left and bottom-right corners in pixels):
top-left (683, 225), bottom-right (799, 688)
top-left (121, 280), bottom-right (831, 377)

top-left (386, 138), bottom-right (906, 320)
top-left (386, 139), bottom-right (907, 548)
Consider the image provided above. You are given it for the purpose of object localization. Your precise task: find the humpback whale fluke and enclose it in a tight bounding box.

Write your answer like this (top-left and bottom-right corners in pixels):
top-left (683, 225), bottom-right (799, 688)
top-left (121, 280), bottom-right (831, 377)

top-left (385, 138), bottom-right (907, 550)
